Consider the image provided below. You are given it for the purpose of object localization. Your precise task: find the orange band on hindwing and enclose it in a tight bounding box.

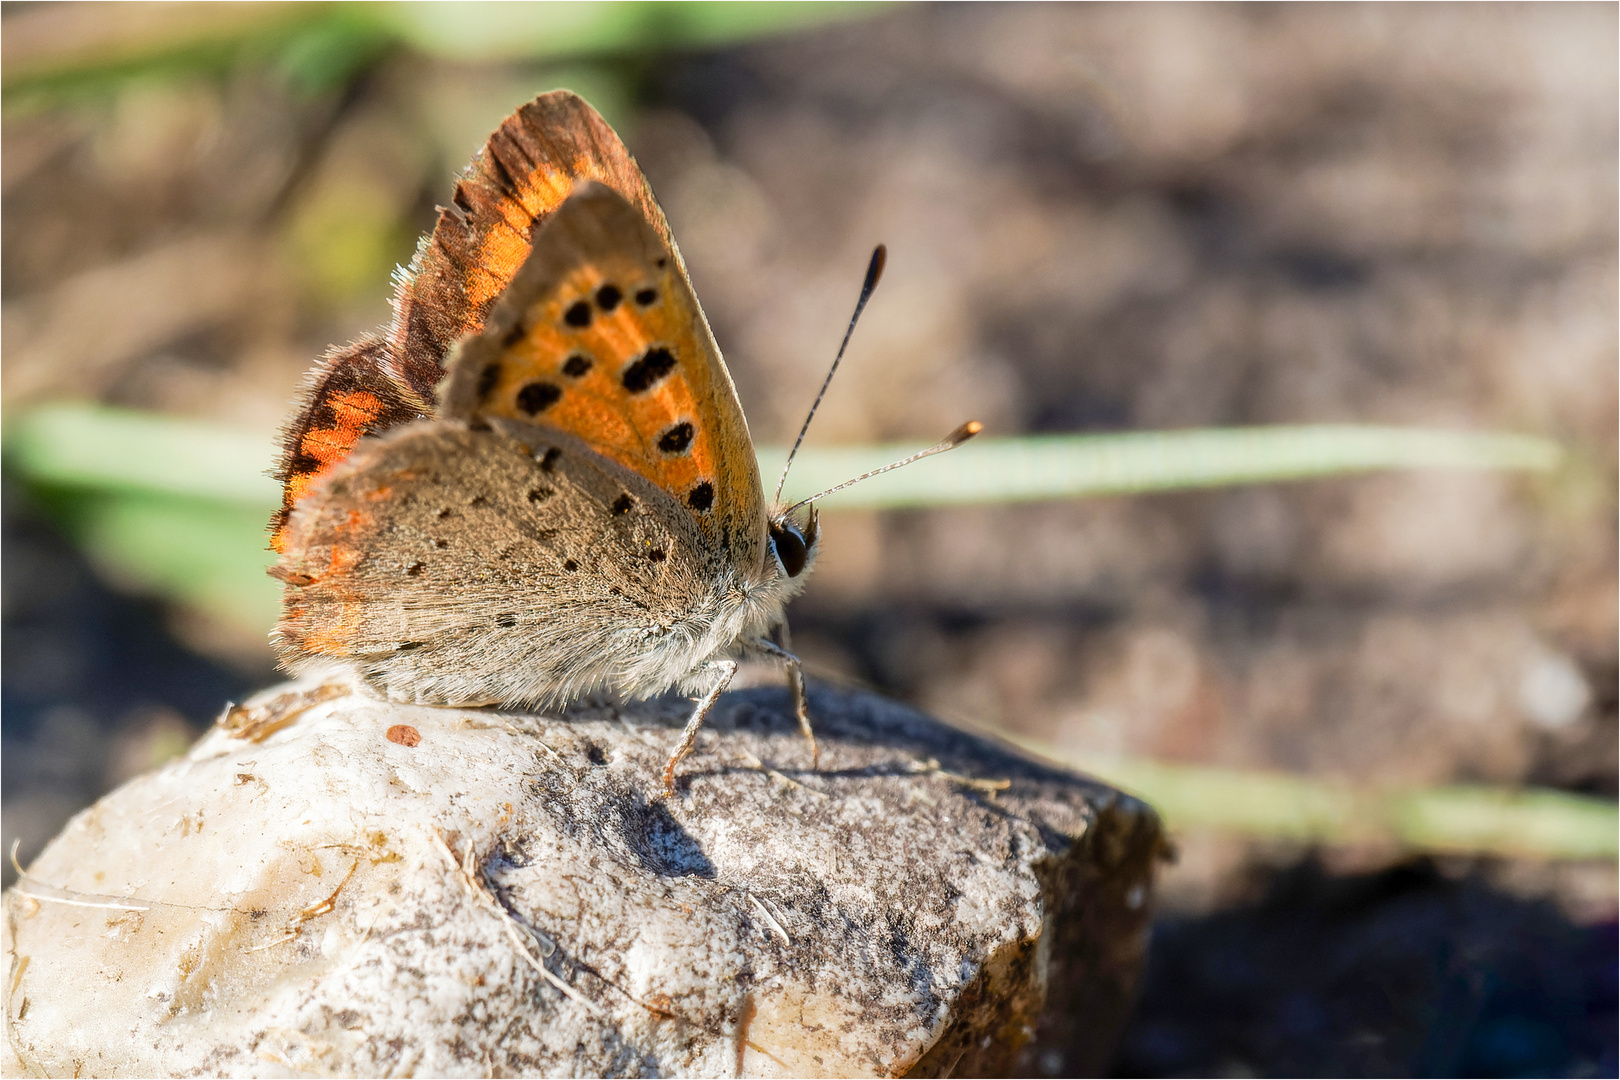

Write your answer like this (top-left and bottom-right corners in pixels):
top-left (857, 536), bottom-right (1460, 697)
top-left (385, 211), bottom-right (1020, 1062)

top-left (270, 337), bottom-right (429, 553)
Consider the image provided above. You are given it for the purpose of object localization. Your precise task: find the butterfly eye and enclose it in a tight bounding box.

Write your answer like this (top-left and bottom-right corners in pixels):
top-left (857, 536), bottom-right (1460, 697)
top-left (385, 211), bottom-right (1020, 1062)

top-left (769, 520), bottom-right (808, 578)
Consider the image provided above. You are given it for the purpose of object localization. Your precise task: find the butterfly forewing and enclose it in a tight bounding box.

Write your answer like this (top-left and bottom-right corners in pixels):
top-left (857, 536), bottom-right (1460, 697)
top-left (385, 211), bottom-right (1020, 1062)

top-left (443, 182), bottom-right (766, 573)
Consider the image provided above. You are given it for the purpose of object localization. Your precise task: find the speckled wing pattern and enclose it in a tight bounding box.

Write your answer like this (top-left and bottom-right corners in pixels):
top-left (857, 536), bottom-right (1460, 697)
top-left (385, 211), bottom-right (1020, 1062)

top-left (270, 92), bottom-right (672, 552)
top-left (273, 418), bottom-right (716, 707)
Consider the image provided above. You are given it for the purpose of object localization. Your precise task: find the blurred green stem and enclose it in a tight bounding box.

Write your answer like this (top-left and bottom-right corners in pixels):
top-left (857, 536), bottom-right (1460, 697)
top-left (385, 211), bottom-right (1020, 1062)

top-left (1005, 735), bottom-right (1618, 862)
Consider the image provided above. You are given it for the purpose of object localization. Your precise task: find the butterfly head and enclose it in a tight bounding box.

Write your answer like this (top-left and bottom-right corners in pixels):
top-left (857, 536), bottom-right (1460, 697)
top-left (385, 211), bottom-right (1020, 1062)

top-left (767, 505), bottom-right (819, 581)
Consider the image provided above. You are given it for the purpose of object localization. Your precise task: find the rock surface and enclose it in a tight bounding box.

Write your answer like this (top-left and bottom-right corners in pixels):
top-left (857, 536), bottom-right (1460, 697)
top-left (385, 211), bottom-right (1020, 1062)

top-left (3, 675), bottom-right (1162, 1078)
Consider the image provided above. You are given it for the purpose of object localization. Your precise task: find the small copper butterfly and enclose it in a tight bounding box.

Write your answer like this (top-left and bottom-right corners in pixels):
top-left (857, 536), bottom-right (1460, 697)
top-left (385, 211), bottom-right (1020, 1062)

top-left (267, 92), bottom-right (975, 792)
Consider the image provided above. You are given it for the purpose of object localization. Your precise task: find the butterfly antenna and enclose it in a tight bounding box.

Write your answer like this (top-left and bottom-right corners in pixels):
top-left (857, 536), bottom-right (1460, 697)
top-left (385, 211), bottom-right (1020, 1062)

top-left (783, 420), bottom-right (983, 515)
top-left (773, 245), bottom-right (888, 506)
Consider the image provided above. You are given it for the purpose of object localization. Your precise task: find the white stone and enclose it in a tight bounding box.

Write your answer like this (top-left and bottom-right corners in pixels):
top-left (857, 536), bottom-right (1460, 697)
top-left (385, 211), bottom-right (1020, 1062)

top-left (4, 675), bottom-right (1161, 1077)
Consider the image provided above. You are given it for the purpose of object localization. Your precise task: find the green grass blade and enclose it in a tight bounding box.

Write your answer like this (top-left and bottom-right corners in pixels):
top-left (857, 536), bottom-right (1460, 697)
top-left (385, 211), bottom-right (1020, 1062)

top-left (370, 1), bottom-right (881, 63)
top-left (764, 425), bottom-right (1564, 509)
top-left (6, 403), bottom-right (279, 504)
top-left (1389, 786), bottom-right (1619, 861)
top-left (76, 494), bottom-right (282, 634)
top-left (4, 1), bottom-right (885, 100)
top-left (1003, 736), bottom-right (1617, 862)
top-left (2, 404), bottom-right (1571, 638)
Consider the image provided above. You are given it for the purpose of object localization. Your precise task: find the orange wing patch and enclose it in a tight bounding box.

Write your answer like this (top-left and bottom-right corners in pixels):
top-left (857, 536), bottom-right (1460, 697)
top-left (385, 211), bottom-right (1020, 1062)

top-left (476, 258), bottom-right (719, 520)
top-left (443, 182), bottom-right (764, 558)
top-left (274, 493), bottom-right (377, 659)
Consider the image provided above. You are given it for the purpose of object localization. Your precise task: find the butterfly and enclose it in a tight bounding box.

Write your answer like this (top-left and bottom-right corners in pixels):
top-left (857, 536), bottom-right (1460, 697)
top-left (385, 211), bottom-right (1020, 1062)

top-left (267, 91), bottom-right (974, 792)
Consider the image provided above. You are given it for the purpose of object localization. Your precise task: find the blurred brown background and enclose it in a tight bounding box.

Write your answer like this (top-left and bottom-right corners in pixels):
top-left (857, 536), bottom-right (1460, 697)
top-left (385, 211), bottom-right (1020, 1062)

top-left (3, 3), bottom-right (1615, 1074)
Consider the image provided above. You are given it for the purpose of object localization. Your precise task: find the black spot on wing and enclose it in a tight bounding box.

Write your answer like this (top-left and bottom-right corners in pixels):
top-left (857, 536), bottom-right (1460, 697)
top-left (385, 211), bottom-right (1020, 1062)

top-left (517, 381), bottom-right (561, 415)
top-left (635, 287), bottom-right (657, 306)
top-left (564, 300), bottom-right (591, 328)
top-left (611, 493), bottom-right (634, 516)
top-left (658, 422), bottom-right (694, 454)
top-left (596, 284), bottom-right (622, 312)
top-left (537, 447), bottom-right (562, 472)
top-left (622, 347), bottom-right (676, 393)
top-left (686, 481), bottom-right (714, 512)
top-left (562, 354), bottom-right (592, 377)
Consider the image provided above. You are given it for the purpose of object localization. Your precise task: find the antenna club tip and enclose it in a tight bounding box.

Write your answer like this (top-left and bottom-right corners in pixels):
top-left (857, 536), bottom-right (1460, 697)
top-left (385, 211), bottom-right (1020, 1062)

top-left (864, 245), bottom-right (887, 291)
top-left (948, 420), bottom-right (984, 446)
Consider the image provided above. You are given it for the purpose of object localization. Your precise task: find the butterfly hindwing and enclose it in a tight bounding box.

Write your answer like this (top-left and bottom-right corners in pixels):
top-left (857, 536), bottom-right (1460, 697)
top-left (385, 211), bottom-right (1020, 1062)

top-left (442, 181), bottom-right (766, 574)
top-left (274, 417), bottom-right (711, 706)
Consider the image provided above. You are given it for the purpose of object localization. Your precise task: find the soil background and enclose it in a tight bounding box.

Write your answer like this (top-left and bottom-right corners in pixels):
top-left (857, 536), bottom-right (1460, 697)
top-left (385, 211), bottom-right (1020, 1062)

top-left (3, 4), bottom-right (1615, 1075)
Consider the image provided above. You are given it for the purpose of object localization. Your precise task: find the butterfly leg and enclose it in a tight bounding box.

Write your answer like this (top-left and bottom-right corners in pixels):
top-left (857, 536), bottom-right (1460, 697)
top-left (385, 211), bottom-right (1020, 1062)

top-left (747, 636), bottom-right (819, 771)
top-left (662, 659), bottom-right (738, 796)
